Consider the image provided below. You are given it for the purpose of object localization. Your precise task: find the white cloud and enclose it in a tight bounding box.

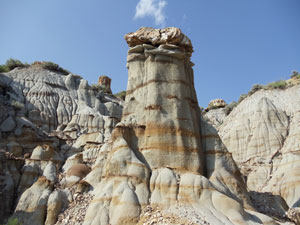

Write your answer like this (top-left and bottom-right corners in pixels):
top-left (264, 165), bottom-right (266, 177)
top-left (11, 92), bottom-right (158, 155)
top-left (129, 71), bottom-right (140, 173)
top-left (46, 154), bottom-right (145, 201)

top-left (134, 0), bottom-right (167, 27)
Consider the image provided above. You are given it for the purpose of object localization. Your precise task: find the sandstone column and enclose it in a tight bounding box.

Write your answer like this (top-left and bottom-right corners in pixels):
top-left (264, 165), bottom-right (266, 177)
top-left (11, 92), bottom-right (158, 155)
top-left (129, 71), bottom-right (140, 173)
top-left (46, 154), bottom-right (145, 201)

top-left (117, 27), bottom-right (205, 173)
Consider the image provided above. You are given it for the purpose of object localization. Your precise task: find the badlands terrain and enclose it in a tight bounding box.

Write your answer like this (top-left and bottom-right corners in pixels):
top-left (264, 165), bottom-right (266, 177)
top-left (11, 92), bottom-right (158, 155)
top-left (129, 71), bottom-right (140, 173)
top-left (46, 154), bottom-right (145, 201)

top-left (0, 27), bottom-right (300, 225)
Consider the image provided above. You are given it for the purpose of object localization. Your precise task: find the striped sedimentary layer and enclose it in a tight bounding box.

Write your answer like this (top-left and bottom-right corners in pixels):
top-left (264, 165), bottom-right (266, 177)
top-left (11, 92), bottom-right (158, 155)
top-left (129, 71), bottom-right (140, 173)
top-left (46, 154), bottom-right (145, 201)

top-left (219, 86), bottom-right (300, 210)
top-left (83, 28), bottom-right (276, 225)
top-left (121, 27), bottom-right (204, 173)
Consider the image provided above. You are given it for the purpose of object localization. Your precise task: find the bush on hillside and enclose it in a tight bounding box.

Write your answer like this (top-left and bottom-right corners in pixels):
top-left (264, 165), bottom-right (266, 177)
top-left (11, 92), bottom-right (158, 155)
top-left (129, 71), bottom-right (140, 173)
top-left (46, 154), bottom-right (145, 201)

top-left (5, 58), bottom-right (27, 70)
top-left (223, 101), bottom-right (238, 115)
top-left (248, 84), bottom-right (264, 96)
top-left (238, 94), bottom-right (247, 104)
top-left (266, 80), bottom-right (287, 90)
top-left (91, 84), bottom-right (107, 93)
top-left (41, 61), bottom-right (70, 75)
top-left (0, 65), bottom-right (9, 73)
top-left (290, 70), bottom-right (300, 79)
top-left (114, 91), bottom-right (126, 100)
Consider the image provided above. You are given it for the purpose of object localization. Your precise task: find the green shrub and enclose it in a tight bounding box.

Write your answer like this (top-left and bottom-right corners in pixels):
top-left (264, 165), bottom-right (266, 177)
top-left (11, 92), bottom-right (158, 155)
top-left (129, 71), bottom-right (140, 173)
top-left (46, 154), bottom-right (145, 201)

top-left (266, 80), bottom-right (287, 90)
top-left (114, 90), bottom-right (126, 100)
top-left (223, 101), bottom-right (237, 115)
top-left (248, 84), bottom-right (264, 96)
top-left (91, 84), bottom-right (106, 92)
top-left (41, 61), bottom-right (70, 75)
top-left (0, 65), bottom-right (9, 73)
top-left (5, 58), bottom-right (26, 70)
top-left (291, 70), bottom-right (300, 78)
top-left (290, 70), bottom-right (300, 79)
top-left (238, 94), bottom-right (247, 103)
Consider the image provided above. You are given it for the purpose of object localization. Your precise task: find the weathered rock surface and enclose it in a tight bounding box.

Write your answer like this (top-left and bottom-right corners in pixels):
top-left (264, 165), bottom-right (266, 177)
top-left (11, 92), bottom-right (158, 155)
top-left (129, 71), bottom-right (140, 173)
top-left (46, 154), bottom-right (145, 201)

top-left (217, 85), bottom-right (300, 213)
top-left (82, 27), bottom-right (275, 225)
top-left (206, 98), bottom-right (226, 110)
top-left (1, 27), bottom-right (298, 225)
top-left (0, 65), bottom-right (122, 224)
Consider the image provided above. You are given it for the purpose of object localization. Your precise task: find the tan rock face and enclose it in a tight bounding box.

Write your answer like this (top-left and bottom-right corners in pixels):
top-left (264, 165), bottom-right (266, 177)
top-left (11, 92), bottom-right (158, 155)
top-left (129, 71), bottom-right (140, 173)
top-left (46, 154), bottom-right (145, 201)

top-left (98, 75), bottom-right (112, 94)
top-left (66, 164), bottom-right (91, 179)
top-left (122, 27), bottom-right (204, 173)
top-left (207, 98), bottom-right (226, 109)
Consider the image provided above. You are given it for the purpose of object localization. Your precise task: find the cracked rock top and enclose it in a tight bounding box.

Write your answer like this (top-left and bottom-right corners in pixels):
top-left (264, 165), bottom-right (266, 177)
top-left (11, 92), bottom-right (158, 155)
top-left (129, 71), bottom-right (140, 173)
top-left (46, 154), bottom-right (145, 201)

top-left (124, 27), bottom-right (193, 53)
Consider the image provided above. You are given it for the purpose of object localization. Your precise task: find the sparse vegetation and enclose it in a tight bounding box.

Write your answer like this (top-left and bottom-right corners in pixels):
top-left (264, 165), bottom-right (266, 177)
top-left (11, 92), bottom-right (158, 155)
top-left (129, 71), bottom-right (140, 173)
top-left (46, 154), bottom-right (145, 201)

top-left (266, 80), bottom-right (287, 90)
top-left (41, 61), bottom-right (70, 75)
top-left (238, 94), bottom-right (247, 103)
top-left (0, 65), bottom-right (9, 73)
top-left (114, 90), bottom-right (126, 100)
top-left (222, 73), bottom-right (295, 114)
top-left (238, 80), bottom-right (288, 105)
top-left (223, 101), bottom-right (238, 115)
top-left (91, 84), bottom-right (107, 93)
top-left (0, 58), bottom-right (28, 73)
top-left (290, 70), bottom-right (300, 79)
top-left (248, 84), bottom-right (264, 96)
top-left (5, 58), bottom-right (28, 70)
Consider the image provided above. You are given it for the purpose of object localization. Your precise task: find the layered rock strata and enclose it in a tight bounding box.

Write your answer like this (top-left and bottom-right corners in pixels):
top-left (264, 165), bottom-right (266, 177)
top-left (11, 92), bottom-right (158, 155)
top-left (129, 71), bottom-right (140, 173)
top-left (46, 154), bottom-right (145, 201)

top-left (82, 27), bottom-right (275, 225)
top-left (0, 66), bottom-right (122, 224)
top-left (218, 85), bottom-right (300, 212)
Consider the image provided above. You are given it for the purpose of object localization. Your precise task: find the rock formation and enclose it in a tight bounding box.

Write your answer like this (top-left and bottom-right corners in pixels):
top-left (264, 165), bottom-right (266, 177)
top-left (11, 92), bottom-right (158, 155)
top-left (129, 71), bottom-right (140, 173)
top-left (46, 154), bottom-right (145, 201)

top-left (1, 27), bottom-right (299, 225)
top-left (215, 84), bottom-right (300, 217)
top-left (98, 75), bottom-right (112, 94)
top-left (0, 65), bottom-right (122, 224)
top-left (207, 98), bottom-right (226, 109)
top-left (82, 27), bottom-right (275, 225)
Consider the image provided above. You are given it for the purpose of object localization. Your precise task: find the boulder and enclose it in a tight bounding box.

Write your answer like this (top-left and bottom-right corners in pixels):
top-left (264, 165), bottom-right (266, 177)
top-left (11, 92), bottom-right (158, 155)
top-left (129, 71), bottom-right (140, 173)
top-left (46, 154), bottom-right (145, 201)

top-left (13, 176), bottom-right (53, 225)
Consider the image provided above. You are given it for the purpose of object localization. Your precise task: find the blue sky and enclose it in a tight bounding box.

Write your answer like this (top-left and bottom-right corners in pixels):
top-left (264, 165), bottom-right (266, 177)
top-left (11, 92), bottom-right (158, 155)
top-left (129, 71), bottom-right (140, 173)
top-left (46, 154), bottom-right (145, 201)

top-left (0, 0), bottom-right (299, 107)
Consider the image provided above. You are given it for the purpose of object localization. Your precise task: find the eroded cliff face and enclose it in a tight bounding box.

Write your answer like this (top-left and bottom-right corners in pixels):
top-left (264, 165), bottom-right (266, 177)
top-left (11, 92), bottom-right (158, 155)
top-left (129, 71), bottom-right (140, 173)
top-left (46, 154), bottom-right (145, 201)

top-left (0, 65), bottom-right (123, 224)
top-left (201, 81), bottom-right (300, 223)
top-left (216, 86), bottom-right (300, 213)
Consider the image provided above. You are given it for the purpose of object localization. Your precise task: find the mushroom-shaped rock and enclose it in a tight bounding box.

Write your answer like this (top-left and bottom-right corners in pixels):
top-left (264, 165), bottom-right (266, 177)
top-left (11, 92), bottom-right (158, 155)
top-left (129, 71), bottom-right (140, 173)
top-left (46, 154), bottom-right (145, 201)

top-left (124, 27), bottom-right (193, 53)
top-left (207, 98), bottom-right (226, 110)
